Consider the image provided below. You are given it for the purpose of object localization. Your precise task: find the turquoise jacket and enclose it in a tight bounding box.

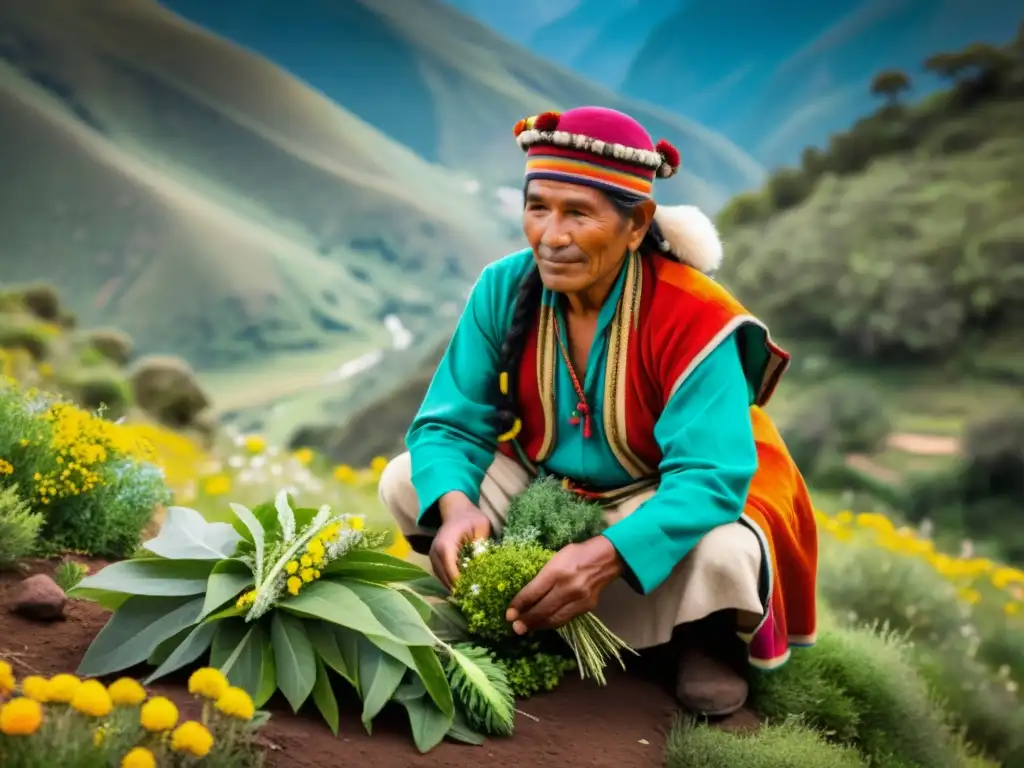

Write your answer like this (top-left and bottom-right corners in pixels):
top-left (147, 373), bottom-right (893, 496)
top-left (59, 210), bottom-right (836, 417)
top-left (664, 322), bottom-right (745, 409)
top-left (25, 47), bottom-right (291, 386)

top-left (406, 249), bottom-right (758, 595)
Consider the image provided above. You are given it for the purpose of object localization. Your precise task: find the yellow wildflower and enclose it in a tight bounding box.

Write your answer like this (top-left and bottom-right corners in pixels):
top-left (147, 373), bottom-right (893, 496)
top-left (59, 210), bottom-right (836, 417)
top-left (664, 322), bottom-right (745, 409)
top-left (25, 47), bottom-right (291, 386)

top-left (21, 675), bottom-right (51, 703)
top-left (71, 679), bottom-right (114, 717)
top-left (333, 464), bottom-right (356, 484)
top-left (1005, 602), bottom-right (1020, 616)
top-left (293, 447), bottom-right (314, 465)
top-left (139, 696), bottom-right (178, 732)
top-left (285, 560), bottom-right (299, 575)
top-left (121, 747), bottom-right (157, 768)
top-left (215, 686), bottom-right (255, 721)
top-left (243, 434), bottom-right (267, 455)
top-left (0, 697), bottom-right (43, 736)
top-left (370, 455), bottom-right (389, 473)
top-left (188, 667), bottom-right (229, 701)
top-left (0, 660), bottom-right (14, 694)
top-left (287, 576), bottom-right (302, 596)
top-left (0, 458), bottom-right (13, 475)
top-left (300, 567), bottom-right (315, 583)
top-left (320, 522), bottom-right (341, 541)
top-left (300, 554), bottom-right (312, 568)
top-left (993, 566), bottom-right (1024, 590)
top-left (306, 538), bottom-right (325, 560)
top-left (236, 589), bottom-right (257, 610)
top-left (94, 725), bottom-right (106, 746)
top-left (202, 474), bottom-right (232, 496)
top-left (48, 673), bottom-right (82, 703)
top-left (170, 720), bottom-right (214, 758)
top-left (107, 677), bottom-right (147, 706)
top-left (350, 516), bottom-right (365, 532)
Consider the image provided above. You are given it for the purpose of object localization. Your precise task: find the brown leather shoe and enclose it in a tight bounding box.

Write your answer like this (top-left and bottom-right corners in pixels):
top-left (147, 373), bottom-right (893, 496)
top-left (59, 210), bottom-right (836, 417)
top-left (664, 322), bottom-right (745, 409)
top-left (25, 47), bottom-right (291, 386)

top-left (676, 644), bottom-right (749, 717)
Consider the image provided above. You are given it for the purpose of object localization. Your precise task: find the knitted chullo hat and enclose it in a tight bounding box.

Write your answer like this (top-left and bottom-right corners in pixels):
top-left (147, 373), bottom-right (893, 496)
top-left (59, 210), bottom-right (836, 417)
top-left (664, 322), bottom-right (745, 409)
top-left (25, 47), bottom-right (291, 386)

top-left (515, 106), bottom-right (723, 274)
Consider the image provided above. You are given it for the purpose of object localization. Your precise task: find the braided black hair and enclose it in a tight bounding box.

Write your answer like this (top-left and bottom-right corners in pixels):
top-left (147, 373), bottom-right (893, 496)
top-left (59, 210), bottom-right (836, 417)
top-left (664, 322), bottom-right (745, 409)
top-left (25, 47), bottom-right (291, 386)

top-left (494, 185), bottom-right (667, 439)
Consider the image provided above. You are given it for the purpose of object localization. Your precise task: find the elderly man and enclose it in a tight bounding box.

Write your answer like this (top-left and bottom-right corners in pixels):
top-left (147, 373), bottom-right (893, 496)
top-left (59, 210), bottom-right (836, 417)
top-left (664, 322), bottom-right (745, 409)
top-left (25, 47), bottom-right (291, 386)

top-left (379, 106), bottom-right (818, 717)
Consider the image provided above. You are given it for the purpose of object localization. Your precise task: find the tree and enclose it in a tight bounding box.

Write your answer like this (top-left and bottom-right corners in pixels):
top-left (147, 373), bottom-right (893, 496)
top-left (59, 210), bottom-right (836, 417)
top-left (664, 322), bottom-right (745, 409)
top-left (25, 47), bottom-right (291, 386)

top-left (870, 69), bottom-right (911, 105)
top-left (923, 51), bottom-right (971, 80)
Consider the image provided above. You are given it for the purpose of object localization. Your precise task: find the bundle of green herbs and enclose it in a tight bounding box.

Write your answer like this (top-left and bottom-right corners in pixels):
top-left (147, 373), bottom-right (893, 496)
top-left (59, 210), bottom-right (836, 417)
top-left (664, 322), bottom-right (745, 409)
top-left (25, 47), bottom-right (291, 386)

top-left (451, 477), bottom-right (635, 689)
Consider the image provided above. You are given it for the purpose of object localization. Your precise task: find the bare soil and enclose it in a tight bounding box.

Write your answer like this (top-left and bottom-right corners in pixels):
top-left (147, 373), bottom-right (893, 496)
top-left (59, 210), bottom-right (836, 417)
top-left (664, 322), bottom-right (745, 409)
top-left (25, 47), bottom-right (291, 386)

top-left (886, 433), bottom-right (961, 456)
top-left (0, 559), bottom-right (758, 767)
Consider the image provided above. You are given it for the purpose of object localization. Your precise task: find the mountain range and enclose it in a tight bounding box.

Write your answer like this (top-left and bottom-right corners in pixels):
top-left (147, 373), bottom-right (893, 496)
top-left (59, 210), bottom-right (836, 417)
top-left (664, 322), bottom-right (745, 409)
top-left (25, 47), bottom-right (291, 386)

top-left (445, 0), bottom-right (1023, 167)
top-left (157, 0), bottom-right (764, 209)
top-left (0, 0), bottom-right (768, 376)
top-left (0, 0), bottom-right (519, 370)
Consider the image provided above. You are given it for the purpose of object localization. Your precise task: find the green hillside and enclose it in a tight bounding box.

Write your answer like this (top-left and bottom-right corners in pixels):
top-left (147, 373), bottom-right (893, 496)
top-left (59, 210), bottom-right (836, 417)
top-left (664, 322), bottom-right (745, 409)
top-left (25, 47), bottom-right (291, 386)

top-left (0, 0), bottom-right (513, 369)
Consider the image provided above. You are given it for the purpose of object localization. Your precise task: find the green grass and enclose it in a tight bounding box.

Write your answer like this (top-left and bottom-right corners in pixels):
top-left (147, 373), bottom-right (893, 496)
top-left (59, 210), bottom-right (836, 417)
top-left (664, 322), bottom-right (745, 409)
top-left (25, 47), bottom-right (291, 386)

top-left (667, 718), bottom-right (868, 768)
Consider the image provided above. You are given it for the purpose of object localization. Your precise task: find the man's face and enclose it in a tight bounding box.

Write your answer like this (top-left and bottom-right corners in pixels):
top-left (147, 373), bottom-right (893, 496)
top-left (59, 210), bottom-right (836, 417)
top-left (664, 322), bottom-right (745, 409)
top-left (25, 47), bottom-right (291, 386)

top-left (522, 180), bottom-right (648, 294)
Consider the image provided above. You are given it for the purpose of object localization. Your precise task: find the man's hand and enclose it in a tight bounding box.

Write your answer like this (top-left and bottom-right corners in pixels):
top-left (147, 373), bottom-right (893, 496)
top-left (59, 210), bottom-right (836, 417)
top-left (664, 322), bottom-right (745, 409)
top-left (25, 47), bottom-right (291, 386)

top-left (505, 536), bottom-right (623, 634)
top-left (430, 492), bottom-right (492, 589)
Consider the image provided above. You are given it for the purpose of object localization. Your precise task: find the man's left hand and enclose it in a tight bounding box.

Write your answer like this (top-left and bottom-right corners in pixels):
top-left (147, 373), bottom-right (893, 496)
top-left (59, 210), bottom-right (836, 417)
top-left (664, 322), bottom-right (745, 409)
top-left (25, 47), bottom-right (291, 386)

top-left (505, 536), bottom-right (624, 634)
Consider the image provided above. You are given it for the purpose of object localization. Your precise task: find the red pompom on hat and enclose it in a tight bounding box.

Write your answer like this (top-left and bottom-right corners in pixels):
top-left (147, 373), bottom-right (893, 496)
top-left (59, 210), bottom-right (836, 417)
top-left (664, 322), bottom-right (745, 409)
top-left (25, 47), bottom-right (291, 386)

top-left (532, 111), bottom-right (561, 132)
top-left (655, 139), bottom-right (681, 178)
top-left (515, 106), bottom-right (681, 198)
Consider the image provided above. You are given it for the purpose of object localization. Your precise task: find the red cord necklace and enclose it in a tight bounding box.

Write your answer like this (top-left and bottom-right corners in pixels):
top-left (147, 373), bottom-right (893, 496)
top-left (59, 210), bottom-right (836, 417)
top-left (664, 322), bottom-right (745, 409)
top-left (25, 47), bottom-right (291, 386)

top-left (552, 316), bottom-right (592, 439)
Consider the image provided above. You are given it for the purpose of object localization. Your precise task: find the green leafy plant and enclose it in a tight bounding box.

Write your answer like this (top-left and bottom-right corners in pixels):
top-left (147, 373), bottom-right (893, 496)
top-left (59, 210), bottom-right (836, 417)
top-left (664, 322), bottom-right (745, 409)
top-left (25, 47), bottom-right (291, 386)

top-left (451, 479), bottom-right (635, 686)
top-left (70, 491), bottom-right (516, 753)
top-left (53, 558), bottom-right (89, 592)
top-left (0, 483), bottom-right (43, 569)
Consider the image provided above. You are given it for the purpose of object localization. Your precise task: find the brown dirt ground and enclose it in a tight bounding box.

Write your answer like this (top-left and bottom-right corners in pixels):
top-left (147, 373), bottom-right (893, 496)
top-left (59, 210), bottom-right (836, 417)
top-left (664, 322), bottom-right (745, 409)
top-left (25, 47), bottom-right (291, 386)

top-left (0, 559), bottom-right (758, 767)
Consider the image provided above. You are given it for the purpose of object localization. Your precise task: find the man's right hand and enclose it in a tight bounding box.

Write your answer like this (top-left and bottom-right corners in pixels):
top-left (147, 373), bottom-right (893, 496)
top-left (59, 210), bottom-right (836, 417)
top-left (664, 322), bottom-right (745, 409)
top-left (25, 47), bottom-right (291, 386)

top-left (430, 492), bottom-right (492, 589)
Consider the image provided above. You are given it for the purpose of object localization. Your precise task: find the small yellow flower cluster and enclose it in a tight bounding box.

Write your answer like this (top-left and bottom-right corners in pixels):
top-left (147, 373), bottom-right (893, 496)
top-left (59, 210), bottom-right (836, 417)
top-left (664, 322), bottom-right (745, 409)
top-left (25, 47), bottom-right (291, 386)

top-left (293, 447), bottom-right (314, 466)
top-left (187, 666), bottom-right (256, 720)
top-left (0, 666), bottom-right (261, 766)
top-left (203, 473), bottom-right (232, 496)
top-left (0, 458), bottom-right (13, 475)
top-left (816, 508), bottom-right (1024, 617)
top-left (332, 456), bottom-right (389, 487)
top-left (243, 434), bottom-right (267, 455)
top-left (31, 400), bottom-right (157, 504)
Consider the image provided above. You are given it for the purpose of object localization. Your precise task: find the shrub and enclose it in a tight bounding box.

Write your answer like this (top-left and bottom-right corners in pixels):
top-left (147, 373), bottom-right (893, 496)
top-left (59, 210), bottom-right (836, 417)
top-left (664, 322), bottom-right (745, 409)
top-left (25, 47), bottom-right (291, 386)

top-left (666, 716), bottom-right (867, 768)
top-left (64, 370), bottom-right (132, 419)
top-left (0, 324), bottom-right (51, 362)
top-left (782, 382), bottom-right (891, 476)
top-left (129, 356), bottom-right (211, 429)
top-left (814, 508), bottom-right (1024, 761)
top-left (18, 283), bottom-right (61, 322)
top-left (0, 484), bottom-right (43, 570)
top-left (767, 168), bottom-right (815, 211)
top-left (0, 380), bottom-right (171, 557)
top-left (753, 625), bottom-right (962, 767)
top-left (84, 328), bottom-right (134, 366)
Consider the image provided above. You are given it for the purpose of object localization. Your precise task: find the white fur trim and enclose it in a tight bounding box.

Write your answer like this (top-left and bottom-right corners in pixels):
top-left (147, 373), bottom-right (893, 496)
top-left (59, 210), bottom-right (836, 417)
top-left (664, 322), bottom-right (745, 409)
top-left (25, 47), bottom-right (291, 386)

top-left (517, 128), bottom-right (665, 170)
top-left (653, 205), bottom-right (723, 274)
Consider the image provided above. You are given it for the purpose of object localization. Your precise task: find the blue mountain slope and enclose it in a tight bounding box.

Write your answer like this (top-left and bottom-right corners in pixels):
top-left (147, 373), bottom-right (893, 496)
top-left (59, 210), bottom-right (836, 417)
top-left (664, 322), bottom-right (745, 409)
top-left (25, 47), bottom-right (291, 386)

top-left (158, 0), bottom-right (765, 209)
top-left (445, 0), bottom-right (1022, 166)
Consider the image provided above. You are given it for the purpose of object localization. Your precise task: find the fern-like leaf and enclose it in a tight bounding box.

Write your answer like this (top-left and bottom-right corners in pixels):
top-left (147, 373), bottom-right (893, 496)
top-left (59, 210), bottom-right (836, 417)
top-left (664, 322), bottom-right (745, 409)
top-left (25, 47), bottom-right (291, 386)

top-left (444, 643), bottom-right (516, 737)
